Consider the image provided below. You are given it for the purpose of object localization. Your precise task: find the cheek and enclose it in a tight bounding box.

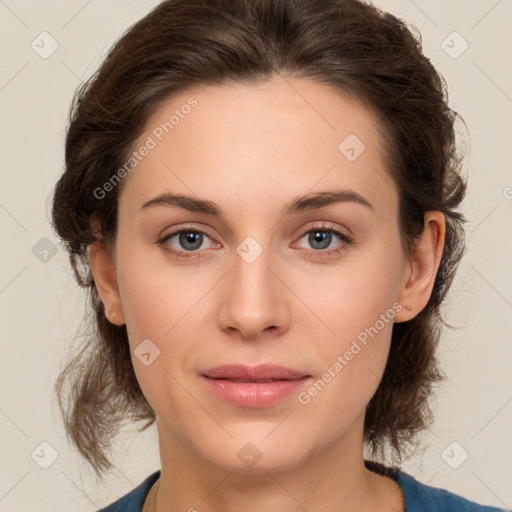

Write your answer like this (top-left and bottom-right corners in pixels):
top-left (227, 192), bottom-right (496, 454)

top-left (301, 238), bottom-right (404, 339)
top-left (114, 243), bottom-right (221, 405)
top-left (296, 298), bottom-right (397, 445)
top-left (115, 243), bottom-right (212, 344)
top-left (115, 251), bottom-right (206, 415)
top-left (295, 239), bottom-right (404, 410)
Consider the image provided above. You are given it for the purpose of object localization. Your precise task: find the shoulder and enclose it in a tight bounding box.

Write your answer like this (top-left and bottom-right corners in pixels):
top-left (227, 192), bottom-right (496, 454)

top-left (364, 460), bottom-right (507, 512)
top-left (395, 468), bottom-right (508, 512)
top-left (99, 470), bottom-right (160, 512)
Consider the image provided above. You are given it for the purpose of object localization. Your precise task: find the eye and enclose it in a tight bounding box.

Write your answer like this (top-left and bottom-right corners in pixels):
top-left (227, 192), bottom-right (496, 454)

top-left (158, 227), bottom-right (218, 258)
top-left (293, 223), bottom-right (353, 258)
top-left (157, 222), bottom-right (353, 260)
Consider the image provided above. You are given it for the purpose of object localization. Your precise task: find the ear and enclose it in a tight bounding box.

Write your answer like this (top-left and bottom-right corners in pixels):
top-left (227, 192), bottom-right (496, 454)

top-left (88, 240), bottom-right (125, 326)
top-left (394, 211), bottom-right (446, 323)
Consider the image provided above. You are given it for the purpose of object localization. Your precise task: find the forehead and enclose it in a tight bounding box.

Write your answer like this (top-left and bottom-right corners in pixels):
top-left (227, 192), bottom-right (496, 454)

top-left (119, 76), bottom-right (396, 217)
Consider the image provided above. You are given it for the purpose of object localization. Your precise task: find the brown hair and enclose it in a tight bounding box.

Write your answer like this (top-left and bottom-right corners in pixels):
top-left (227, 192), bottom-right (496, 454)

top-left (50, 0), bottom-right (467, 479)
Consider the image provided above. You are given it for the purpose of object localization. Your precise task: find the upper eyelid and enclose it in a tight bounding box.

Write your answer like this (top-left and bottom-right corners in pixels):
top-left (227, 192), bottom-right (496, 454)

top-left (160, 223), bottom-right (216, 239)
top-left (161, 221), bottom-right (349, 237)
top-left (160, 223), bottom-right (352, 249)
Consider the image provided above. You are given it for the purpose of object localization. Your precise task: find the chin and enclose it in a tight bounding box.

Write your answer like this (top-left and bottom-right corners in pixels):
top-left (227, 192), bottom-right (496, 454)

top-left (193, 430), bottom-right (312, 475)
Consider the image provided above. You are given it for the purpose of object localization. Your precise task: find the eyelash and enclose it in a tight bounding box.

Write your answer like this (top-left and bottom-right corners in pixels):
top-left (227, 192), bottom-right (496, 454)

top-left (157, 222), bottom-right (354, 260)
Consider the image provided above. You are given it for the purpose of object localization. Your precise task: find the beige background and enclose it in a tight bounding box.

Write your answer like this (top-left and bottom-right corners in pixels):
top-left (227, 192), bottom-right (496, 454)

top-left (1, 0), bottom-right (511, 510)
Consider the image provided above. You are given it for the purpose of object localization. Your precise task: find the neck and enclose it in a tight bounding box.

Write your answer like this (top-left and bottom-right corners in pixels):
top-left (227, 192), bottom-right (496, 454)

top-left (151, 416), bottom-right (403, 512)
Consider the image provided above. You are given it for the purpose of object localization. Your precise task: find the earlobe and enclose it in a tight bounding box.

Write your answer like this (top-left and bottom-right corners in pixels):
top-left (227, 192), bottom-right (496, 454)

top-left (394, 211), bottom-right (446, 323)
top-left (88, 241), bottom-right (125, 326)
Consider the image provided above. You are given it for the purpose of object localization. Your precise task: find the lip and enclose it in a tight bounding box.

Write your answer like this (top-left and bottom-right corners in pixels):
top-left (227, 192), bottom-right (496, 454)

top-left (203, 364), bottom-right (308, 381)
top-left (201, 364), bottom-right (312, 408)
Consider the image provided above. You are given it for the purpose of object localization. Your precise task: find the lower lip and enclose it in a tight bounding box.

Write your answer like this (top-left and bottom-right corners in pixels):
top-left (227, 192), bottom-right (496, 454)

top-left (202, 376), bottom-right (311, 408)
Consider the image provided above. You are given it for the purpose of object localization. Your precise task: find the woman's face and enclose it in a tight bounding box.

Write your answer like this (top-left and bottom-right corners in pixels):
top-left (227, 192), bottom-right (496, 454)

top-left (107, 76), bottom-right (414, 472)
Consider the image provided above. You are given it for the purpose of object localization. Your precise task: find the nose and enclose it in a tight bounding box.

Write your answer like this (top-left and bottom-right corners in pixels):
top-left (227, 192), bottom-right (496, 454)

top-left (217, 245), bottom-right (290, 340)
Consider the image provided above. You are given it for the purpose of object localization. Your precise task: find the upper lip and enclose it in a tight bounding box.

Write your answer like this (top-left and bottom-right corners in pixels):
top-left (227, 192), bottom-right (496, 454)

top-left (202, 364), bottom-right (309, 381)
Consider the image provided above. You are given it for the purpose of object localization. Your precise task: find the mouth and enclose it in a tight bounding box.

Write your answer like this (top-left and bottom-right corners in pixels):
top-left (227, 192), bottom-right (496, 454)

top-left (201, 364), bottom-right (312, 407)
top-left (202, 363), bottom-right (309, 381)
top-left (209, 378), bottom-right (290, 383)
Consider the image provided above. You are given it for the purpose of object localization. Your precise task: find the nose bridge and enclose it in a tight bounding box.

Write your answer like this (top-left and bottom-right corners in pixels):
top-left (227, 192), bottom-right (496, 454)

top-left (218, 236), bottom-right (288, 338)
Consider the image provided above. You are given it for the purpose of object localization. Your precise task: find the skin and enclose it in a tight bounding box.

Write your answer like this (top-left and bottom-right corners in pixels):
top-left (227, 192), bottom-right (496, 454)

top-left (89, 75), bottom-right (445, 512)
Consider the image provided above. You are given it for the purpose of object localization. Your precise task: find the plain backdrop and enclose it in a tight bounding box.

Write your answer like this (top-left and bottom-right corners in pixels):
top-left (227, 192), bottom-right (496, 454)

top-left (0, 0), bottom-right (511, 510)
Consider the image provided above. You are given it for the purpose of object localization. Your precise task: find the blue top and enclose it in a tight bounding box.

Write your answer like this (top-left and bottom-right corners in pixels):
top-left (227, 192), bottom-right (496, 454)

top-left (99, 460), bottom-right (508, 511)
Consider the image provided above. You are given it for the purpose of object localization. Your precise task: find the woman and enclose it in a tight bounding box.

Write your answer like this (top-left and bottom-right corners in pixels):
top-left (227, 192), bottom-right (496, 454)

top-left (50, 0), bottom-right (507, 510)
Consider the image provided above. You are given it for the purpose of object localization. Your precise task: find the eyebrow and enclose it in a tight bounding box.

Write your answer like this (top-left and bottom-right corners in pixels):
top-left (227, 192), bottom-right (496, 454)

top-left (139, 188), bottom-right (374, 217)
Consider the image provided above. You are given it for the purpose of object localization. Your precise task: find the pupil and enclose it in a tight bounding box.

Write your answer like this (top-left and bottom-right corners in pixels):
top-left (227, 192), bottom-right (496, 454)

top-left (310, 231), bottom-right (330, 250)
top-left (180, 232), bottom-right (202, 250)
